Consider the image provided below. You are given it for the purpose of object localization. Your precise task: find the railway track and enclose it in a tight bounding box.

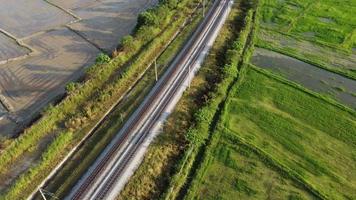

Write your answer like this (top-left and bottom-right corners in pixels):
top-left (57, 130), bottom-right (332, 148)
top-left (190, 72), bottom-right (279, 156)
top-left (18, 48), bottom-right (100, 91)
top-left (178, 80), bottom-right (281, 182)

top-left (67, 0), bottom-right (232, 199)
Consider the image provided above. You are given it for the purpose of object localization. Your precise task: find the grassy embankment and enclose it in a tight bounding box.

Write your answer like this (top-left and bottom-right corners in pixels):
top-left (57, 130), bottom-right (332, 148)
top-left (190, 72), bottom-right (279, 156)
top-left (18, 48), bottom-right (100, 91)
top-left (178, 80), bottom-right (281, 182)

top-left (257, 0), bottom-right (356, 79)
top-left (117, 1), bottom-right (248, 199)
top-left (39, 1), bottom-right (214, 199)
top-left (0, 0), bottom-right (205, 199)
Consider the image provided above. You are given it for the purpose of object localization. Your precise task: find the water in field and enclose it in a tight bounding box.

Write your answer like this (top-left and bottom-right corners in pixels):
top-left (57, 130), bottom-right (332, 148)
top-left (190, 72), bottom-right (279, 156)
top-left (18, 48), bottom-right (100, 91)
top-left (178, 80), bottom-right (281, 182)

top-left (0, 102), bottom-right (6, 115)
top-left (251, 48), bottom-right (356, 108)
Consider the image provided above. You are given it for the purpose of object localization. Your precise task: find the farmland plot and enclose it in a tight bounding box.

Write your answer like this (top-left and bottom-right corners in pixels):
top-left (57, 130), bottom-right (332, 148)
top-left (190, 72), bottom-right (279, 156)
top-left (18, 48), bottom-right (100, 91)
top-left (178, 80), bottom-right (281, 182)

top-left (0, 0), bottom-right (157, 137)
top-left (48, 0), bottom-right (99, 10)
top-left (224, 67), bottom-right (356, 200)
top-left (181, 1), bottom-right (356, 199)
top-left (0, 33), bottom-right (30, 63)
top-left (257, 29), bottom-right (356, 78)
top-left (257, 0), bottom-right (356, 79)
top-left (186, 67), bottom-right (356, 200)
top-left (260, 0), bottom-right (356, 50)
top-left (0, 116), bottom-right (17, 138)
top-left (190, 137), bottom-right (317, 200)
top-left (68, 0), bottom-right (159, 51)
top-left (0, 28), bottom-right (100, 122)
top-left (251, 48), bottom-right (356, 108)
top-left (0, 0), bottom-right (75, 38)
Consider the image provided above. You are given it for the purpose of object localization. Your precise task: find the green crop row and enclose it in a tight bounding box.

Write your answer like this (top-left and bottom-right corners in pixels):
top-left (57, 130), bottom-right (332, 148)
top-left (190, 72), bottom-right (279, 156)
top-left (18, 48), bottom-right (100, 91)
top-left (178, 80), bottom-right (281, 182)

top-left (0, 0), bottom-right (202, 199)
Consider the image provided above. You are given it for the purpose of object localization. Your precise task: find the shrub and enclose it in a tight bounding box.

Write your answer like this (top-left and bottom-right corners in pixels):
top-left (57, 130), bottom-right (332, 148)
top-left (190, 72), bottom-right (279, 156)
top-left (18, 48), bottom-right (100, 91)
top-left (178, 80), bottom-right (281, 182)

top-left (65, 82), bottom-right (78, 93)
top-left (95, 53), bottom-right (111, 64)
top-left (160, 0), bottom-right (178, 9)
top-left (121, 35), bottom-right (135, 53)
top-left (137, 10), bottom-right (159, 28)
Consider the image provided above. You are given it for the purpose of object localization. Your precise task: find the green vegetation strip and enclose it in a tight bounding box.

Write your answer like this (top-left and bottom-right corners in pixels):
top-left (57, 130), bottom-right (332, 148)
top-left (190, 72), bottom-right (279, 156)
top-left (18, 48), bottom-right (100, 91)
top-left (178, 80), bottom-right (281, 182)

top-left (0, 0), bottom-right (204, 199)
top-left (161, 3), bottom-right (258, 199)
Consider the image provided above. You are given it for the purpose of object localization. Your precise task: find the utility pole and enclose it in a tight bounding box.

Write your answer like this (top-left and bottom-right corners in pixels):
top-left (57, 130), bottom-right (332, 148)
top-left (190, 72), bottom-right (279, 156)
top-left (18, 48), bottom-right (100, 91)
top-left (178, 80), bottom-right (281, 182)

top-left (154, 59), bottom-right (158, 82)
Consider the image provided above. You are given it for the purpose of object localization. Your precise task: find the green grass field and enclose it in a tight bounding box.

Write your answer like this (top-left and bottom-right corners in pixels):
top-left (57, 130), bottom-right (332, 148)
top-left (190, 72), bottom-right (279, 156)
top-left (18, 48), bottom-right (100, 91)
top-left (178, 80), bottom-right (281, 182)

top-left (190, 135), bottom-right (317, 200)
top-left (186, 66), bottom-right (356, 200)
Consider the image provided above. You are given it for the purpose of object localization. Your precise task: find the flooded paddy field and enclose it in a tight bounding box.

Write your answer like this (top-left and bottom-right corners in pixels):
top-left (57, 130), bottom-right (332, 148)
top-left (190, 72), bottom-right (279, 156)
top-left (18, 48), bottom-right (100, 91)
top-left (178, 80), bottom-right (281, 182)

top-left (0, 33), bottom-right (30, 63)
top-left (0, 117), bottom-right (17, 139)
top-left (0, 0), bottom-right (157, 137)
top-left (259, 0), bottom-right (356, 50)
top-left (0, 0), bottom-right (75, 38)
top-left (68, 0), bottom-right (158, 51)
top-left (0, 28), bottom-right (100, 120)
top-left (251, 48), bottom-right (356, 108)
top-left (257, 29), bottom-right (356, 76)
top-left (49, 0), bottom-right (99, 10)
top-left (0, 103), bottom-right (5, 114)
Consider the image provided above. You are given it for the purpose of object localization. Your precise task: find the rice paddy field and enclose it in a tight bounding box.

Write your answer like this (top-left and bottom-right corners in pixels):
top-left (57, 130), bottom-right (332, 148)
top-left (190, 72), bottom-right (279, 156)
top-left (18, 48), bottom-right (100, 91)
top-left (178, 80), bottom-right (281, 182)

top-left (189, 135), bottom-right (317, 200)
top-left (180, 0), bottom-right (356, 199)
top-left (257, 0), bottom-right (356, 79)
top-left (260, 0), bottom-right (356, 50)
top-left (251, 48), bottom-right (356, 108)
top-left (187, 66), bottom-right (356, 200)
top-left (0, 0), bottom-right (158, 138)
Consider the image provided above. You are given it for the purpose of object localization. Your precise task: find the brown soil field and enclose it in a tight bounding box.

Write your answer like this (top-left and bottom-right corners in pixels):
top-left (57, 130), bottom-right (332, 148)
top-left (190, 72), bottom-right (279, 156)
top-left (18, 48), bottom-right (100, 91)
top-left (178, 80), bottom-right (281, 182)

top-left (0, 0), bottom-right (158, 137)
